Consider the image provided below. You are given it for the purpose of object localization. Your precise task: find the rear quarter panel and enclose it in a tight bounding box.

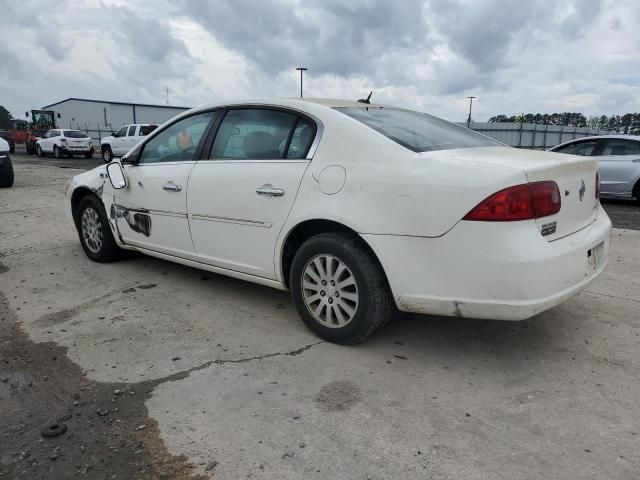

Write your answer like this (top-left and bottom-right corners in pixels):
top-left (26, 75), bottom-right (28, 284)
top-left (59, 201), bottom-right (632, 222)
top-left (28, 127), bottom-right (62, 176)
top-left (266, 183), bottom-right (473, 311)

top-left (279, 111), bottom-right (527, 241)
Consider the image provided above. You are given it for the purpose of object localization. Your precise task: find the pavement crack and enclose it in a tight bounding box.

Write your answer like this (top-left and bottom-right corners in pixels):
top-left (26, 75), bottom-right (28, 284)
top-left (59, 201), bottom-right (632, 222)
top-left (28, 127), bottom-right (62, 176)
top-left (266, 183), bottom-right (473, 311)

top-left (214, 341), bottom-right (324, 365)
top-left (583, 290), bottom-right (640, 304)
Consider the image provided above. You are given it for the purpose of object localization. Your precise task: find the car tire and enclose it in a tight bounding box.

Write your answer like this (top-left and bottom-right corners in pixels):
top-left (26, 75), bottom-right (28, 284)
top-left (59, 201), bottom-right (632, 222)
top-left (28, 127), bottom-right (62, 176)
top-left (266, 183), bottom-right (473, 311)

top-left (84, 151), bottom-right (93, 159)
top-left (290, 232), bottom-right (393, 344)
top-left (633, 180), bottom-right (640, 205)
top-left (102, 146), bottom-right (113, 163)
top-left (36, 144), bottom-right (44, 157)
top-left (54, 146), bottom-right (61, 159)
top-left (0, 159), bottom-right (14, 188)
top-left (76, 195), bottom-right (121, 262)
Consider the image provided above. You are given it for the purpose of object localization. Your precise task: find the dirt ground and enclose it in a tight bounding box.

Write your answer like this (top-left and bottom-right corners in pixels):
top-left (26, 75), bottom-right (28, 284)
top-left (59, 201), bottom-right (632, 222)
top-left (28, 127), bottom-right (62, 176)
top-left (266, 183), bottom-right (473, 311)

top-left (1, 153), bottom-right (639, 480)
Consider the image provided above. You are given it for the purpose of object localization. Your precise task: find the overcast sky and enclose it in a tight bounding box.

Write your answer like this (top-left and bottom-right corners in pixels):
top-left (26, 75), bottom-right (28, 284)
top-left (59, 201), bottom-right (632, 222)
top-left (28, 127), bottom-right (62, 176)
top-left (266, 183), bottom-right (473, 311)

top-left (1, 0), bottom-right (639, 122)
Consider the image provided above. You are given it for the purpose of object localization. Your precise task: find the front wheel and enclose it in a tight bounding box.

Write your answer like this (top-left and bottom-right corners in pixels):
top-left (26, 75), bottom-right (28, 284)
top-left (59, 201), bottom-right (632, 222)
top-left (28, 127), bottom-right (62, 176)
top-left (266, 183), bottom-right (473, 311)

top-left (36, 144), bottom-right (44, 157)
top-left (290, 233), bottom-right (393, 344)
top-left (102, 146), bottom-right (113, 163)
top-left (76, 195), bottom-right (121, 262)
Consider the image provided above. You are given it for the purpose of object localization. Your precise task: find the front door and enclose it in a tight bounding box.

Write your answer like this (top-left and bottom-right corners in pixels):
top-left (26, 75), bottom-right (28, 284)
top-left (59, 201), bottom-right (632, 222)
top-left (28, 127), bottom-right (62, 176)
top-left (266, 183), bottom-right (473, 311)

top-left (111, 126), bottom-right (129, 156)
top-left (188, 107), bottom-right (317, 279)
top-left (112, 111), bottom-right (217, 258)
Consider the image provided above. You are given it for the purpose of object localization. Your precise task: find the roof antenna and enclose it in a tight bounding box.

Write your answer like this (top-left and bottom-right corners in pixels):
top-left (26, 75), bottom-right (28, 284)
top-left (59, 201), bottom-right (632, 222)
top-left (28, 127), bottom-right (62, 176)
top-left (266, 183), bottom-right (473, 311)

top-left (358, 91), bottom-right (373, 104)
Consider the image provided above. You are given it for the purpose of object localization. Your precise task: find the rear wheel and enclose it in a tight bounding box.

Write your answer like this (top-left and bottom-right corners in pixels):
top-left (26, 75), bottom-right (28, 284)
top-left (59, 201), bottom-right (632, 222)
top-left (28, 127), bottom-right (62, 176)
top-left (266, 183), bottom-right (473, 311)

top-left (53, 146), bottom-right (61, 159)
top-left (633, 181), bottom-right (640, 205)
top-left (0, 159), bottom-right (14, 188)
top-left (84, 150), bottom-right (93, 159)
top-left (102, 146), bottom-right (113, 163)
top-left (290, 233), bottom-right (393, 344)
top-left (76, 195), bottom-right (121, 262)
top-left (36, 144), bottom-right (43, 157)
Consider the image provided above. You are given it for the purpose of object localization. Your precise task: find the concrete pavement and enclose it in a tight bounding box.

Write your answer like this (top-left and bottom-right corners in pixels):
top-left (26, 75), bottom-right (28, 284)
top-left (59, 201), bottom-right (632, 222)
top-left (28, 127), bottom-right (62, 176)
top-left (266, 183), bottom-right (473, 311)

top-left (1, 159), bottom-right (639, 479)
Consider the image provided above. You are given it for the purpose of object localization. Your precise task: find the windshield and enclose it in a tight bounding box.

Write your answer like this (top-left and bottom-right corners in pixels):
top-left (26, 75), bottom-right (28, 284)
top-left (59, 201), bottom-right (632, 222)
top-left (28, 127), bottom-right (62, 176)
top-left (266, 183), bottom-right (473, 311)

top-left (335, 107), bottom-right (499, 153)
top-left (64, 130), bottom-right (89, 138)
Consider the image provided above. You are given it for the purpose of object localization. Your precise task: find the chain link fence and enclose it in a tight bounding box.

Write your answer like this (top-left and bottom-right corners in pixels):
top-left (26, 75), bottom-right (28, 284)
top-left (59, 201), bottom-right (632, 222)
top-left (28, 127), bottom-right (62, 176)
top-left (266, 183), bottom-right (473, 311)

top-left (464, 122), bottom-right (616, 150)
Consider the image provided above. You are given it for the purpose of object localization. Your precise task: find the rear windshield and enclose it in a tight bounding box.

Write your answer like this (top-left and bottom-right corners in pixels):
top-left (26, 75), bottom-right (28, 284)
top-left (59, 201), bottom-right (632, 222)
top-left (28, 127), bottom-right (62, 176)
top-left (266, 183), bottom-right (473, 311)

top-left (139, 125), bottom-right (158, 136)
top-left (64, 130), bottom-right (89, 138)
top-left (335, 107), bottom-right (499, 153)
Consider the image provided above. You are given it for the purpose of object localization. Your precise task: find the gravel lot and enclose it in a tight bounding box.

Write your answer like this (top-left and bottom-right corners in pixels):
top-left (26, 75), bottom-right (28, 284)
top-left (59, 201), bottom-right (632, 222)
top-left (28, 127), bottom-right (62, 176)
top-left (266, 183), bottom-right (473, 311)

top-left (1, 152), bottom-right (639, 479)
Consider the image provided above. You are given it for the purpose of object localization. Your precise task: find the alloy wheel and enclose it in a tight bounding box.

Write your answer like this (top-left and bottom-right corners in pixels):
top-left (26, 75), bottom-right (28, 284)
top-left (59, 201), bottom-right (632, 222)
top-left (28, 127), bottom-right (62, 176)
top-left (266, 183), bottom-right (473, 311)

top-left (81, 207), bottom-right (103, 254)
top-left (301, 254), bottom-right (359, 328)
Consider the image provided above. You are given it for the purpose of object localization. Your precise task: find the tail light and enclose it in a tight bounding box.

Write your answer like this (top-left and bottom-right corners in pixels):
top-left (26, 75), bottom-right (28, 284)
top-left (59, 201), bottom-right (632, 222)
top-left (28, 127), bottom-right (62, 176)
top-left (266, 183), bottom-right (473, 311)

top-left (595, 172), bottom-right (600, 200)
top-left (463, 181), bottom-right (561, 222)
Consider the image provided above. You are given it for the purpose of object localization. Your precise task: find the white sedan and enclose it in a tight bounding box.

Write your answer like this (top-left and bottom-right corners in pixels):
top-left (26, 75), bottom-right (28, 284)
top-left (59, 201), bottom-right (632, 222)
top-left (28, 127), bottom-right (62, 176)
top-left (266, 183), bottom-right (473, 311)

top-left (65, 99), bottom-right (611, 344)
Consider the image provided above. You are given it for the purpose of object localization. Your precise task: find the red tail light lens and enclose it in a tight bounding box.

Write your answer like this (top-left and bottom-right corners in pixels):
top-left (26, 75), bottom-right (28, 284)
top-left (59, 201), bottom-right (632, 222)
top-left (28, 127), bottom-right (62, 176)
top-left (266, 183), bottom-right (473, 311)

top-left (595, 172), bottom-right (600, 200)
top-left (463, 181), bottom-right (561, 221)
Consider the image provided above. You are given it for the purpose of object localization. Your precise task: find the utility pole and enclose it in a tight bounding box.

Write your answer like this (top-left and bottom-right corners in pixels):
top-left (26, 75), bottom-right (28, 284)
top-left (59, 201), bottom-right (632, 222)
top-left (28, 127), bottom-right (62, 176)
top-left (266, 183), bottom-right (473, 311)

top-left (165, 87), bottom-right (170, 106)
top-left (296, 67), bottom-right (308, 98)
top-left (466, 96), bottom-right (476, 128)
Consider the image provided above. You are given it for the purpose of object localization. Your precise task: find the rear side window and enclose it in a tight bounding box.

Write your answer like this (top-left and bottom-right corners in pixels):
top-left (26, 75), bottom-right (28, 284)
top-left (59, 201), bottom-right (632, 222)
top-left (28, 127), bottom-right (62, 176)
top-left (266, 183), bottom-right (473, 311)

top-left (139, 125), bottom-right (157, 136)
top-left (335, 107), bottom-right (498, 153)
top-left (287, 118), bottom-right (315, 159)
top-left (600, 139), bottom-right (640, 156)
top-left (554, 140), bottom-right (598, 156)
top-left (209, 109), bottom-right (310, 160)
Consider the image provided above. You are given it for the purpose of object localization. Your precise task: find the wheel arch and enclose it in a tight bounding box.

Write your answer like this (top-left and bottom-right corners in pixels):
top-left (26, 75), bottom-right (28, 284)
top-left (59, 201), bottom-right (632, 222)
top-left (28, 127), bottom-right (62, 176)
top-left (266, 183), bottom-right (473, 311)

top-left (279, 218), bottom-right (389, 290)
top-left (70, 186), bottom-right (99, 226)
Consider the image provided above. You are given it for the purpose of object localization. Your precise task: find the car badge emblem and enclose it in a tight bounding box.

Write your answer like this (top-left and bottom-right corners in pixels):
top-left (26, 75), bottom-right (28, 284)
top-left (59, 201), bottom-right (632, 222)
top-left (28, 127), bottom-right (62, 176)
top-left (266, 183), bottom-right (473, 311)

top-left (578, 180), bottom-right (586, 201)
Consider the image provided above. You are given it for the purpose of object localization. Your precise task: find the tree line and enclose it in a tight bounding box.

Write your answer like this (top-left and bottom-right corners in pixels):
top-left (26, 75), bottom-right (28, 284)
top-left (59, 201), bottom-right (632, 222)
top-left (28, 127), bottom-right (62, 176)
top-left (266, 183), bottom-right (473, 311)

top-left (488, 112), bottom-right (640, 134)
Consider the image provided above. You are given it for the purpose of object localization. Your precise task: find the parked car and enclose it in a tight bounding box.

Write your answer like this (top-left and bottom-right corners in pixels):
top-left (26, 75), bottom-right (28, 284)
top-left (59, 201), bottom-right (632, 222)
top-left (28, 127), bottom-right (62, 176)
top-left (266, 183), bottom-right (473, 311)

top-left (100, 124), bottom-right (158, 163)
top-left (36, 129), bottom-right (93, 159)
top-left (0, 130), bottom-right (15, 153)
top-left (549, 135), bottom-right (640, 203)
top-left (66, 99), bottom-right (611, 344)
top-left (0, 137), bottom-right (14, 188)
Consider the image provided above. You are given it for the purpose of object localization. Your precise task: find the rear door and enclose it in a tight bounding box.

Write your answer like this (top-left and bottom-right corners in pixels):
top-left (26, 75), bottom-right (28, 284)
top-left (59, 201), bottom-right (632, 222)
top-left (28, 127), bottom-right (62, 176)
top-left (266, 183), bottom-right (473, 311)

top-left (594, 138), bottom-right (640, 195)
top-left (187, 107), bottom-right (317, 279)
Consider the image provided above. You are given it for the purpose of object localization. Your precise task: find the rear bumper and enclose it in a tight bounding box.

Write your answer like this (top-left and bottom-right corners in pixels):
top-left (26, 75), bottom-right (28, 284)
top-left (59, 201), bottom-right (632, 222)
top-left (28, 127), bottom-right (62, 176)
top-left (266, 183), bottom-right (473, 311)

top-left (363, 205), bottom-right (612, 320)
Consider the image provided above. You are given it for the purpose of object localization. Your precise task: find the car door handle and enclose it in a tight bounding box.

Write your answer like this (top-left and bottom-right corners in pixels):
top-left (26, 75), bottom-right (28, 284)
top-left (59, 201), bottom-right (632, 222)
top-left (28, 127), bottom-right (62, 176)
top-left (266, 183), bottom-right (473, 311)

top-left (256, 185), bottom-right (285, 196)
top-left (163, 183), bottom-right (182, 192)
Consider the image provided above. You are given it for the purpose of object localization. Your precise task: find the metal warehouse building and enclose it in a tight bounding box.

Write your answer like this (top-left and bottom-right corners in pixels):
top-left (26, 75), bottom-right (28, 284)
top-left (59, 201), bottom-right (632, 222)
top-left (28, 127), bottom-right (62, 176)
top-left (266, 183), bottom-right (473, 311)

top-left (41, 98), bottom-right (191, 141)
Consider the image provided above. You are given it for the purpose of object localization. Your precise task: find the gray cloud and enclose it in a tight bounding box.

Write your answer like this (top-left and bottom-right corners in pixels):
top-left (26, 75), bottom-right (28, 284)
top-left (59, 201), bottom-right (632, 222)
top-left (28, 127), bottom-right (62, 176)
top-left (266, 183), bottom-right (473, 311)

top-left (0, 0), bottom-right (639, 123)
top-left (180, 0), bottom-right (429, 81)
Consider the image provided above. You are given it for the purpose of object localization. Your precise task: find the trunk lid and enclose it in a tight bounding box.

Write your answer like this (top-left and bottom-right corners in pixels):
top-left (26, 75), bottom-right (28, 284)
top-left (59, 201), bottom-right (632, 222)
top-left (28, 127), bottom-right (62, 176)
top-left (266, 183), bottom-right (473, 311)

top-left (429, 146), bottom-right (598, 240)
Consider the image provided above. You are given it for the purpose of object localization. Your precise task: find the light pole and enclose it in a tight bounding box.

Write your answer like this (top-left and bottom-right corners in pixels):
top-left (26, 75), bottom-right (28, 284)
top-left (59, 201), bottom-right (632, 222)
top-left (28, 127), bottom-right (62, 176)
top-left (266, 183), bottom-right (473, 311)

top-left (296, 67), bottom-right (308, 98)
top-left (466, 96), bottom-right (476, 128)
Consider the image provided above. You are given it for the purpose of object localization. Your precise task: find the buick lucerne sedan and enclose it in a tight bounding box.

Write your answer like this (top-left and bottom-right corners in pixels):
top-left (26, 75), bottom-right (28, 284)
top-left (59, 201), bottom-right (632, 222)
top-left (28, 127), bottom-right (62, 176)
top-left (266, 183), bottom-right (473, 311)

top-left (66, 99), bottom-right (612, 344)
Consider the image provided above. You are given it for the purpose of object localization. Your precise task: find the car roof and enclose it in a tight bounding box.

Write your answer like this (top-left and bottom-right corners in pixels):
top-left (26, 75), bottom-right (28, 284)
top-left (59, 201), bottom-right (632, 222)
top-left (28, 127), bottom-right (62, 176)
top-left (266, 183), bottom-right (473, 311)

top-left (187, 97), bottom-right (388, 114)
top-left (554, 134), bottom-right (640, 147)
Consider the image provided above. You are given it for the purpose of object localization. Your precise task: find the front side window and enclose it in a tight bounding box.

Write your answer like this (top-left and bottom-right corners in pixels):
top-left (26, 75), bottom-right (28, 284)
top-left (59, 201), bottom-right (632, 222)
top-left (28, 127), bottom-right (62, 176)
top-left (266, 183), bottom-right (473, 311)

top-left (554, 140), bottom-right (598, 156)
top-left (210, 109), bottom-right (307, 160)
top-left (127, 126), bottom-right (137, 136)
top-left (600, 139), bottom-right (640, 156)
top-left (336, 107), bottom-right (499, 153)
top-left (115, 127), bottom-right (127, 138)
top-left (138, 111), bottom-right (215, 164)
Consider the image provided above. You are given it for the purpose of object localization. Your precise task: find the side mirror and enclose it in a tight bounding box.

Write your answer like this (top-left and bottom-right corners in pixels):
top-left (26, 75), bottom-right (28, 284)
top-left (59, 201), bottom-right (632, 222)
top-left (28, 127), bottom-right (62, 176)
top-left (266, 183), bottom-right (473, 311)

top-left (122, 151), bottom-right (139, 165)
top-left (106, 162), bottom-right (127, 189)
top-left (111, 131), bottom-right (116, 136)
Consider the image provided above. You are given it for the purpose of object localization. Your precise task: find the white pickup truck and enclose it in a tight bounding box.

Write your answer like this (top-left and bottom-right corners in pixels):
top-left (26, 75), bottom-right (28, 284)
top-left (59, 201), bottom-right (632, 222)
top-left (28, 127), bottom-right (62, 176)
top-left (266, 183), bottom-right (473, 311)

top-left (100, 124), bottom-right (158, 162)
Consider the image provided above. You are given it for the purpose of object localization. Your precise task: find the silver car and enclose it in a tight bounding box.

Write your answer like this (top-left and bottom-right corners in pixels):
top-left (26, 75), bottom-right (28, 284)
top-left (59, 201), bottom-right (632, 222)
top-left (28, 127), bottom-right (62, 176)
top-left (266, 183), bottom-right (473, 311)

top-left (550, 135), bottom-right (640, 202)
